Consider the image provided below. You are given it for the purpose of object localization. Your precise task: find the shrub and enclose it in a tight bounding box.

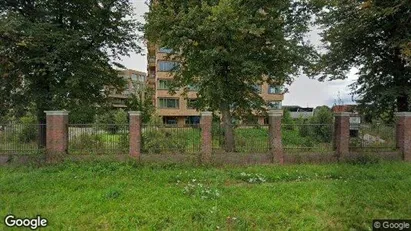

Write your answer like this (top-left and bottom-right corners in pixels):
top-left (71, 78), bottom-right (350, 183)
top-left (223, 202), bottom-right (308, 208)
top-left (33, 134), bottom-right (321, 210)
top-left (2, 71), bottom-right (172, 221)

top-left (282, 109), bottom-right (295, 130)
top-left (141, 128), bottom-right (187, 154)
top-left (18, 115), bottom-right (37, 143)
top-left (95, 109), bottom-right (128, 134)
top-left (69, 133), bottom-right (104, 153)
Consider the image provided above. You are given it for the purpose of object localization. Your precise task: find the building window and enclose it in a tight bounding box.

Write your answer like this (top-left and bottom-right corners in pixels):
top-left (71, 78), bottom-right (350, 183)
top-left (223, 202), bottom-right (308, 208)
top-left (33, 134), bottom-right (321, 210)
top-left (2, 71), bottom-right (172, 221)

top-left (185, 116), bottom-right (200, 125)
top-left (267, 101), bottom-right (282, 109)
top-left (187, 99), bottom-right (198, 109)
top-left (158, 61), bottom-right (179, 72)
top-left (188, 84), bottom-right (199, 91)
top-left (268, 85), bottom-right (284, 94)
top-left (253, 84), bottom-right (262, 94)
top-left (158, 79), bottom-right (172, 90)
top-left (159, 47), bottom-right (174, 53)
top-left (159, 98), bottom-right (179, 109)
top-left (163, 116), bottom-right (178, 125)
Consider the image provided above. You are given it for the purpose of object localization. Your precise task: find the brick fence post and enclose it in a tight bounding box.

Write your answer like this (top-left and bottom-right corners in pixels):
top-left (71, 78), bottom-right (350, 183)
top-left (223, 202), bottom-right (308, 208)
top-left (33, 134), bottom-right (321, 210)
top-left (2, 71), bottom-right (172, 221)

top-left (129, 111), bottom-right (141, 160)
top-left (395, 112), bottom-right (411, 161)
top-left (45, 111), bottom-right (69, 162)
top-left (200, 111), bottom-right (212, 164)
top-left (334, 112), bottom-right (350, 158)
top-left (268, 110), bottom-right (284, 164)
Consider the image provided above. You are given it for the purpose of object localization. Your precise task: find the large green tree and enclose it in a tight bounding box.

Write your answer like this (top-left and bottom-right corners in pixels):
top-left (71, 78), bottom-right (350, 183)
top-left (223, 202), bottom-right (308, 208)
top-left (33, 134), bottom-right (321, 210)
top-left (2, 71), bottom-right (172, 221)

top-left (0, 0), bottom-right (139, 145)
top-left (313, 0), bottom-right (411, 121)
top-left (145, 0), bottom-right (316, 151)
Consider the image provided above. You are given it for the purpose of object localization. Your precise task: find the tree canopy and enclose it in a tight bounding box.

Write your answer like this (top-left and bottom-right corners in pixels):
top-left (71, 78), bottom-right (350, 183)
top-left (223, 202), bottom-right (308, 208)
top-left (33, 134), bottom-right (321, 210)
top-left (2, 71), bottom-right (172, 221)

top-left (0, 0), bottom-right (139, 124)
top-left (145, 0), bottom-right (316, 150)
top-left (312, 0), bottom-right (411, 121)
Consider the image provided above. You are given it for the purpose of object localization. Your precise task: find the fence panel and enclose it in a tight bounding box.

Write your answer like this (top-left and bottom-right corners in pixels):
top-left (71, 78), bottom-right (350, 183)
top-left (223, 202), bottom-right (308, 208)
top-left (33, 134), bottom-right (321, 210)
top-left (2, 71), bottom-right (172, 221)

top-left (213, 124), bottom-right (270, 153)
top-left (349, 123), bottom-right (396, 152)
top-left (283, 123), bottom-right (334, 154)
top-left (0, 124), bottom-right (46, 154)
top-left (141, 124), bottom-right (201, 154)
top-left (68, 124), bottom-right (129, 155)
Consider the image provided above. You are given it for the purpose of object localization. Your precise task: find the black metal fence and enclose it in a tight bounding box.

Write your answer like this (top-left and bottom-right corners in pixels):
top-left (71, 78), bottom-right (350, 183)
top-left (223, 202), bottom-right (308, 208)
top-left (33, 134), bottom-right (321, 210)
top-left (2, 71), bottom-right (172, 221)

top-left (213, 124), bottom-right (270, 153)
top-left (141, 124), bottom-right (201, 154)
top-left (282, 123), bottom-right (334, 154)
top-left (0, 124), bottom-right (46, 154)
top-left (68, 124), bottom-right (129, 155)
top-left (349, 123), bottom-right (396, 152)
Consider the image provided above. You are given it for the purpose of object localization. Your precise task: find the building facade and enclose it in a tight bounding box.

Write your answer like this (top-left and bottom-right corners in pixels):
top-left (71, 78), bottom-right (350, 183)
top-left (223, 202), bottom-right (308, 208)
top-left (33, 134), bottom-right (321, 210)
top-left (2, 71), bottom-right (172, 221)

top-left (147, 44), bottom-right (285, 126)
top-left (109, 69), bottom-right (146, 108)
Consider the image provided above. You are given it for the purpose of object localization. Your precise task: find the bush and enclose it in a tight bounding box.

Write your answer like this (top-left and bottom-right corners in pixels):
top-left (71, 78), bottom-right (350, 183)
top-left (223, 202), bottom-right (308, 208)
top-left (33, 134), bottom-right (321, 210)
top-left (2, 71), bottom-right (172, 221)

top-left (142, 128), bottom-right (187, 154)
top-left (18, 115), bottom-right (37, 143)
top-left (95, 109), bottom-right (128, 134)
top-left (282, 109), bottom-right (295, 130)
top-left (69, 133), bottom-right (104, 153)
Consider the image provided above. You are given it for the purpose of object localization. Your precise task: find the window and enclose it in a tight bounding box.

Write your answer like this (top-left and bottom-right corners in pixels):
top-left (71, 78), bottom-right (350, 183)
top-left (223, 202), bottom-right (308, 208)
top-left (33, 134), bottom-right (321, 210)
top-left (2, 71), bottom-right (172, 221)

top-left (187, 99), bottom-right (198, 109)
top-left (158, 61), bottom-right (179, 72)
top-left (131, 74), bottom-right (137, 81)
top-left (268, 85), bottom-right (284, 94)
top-left (185, 116), bottom-right (200, 125)
top-left (159, 98), bottom-right (179, 109)
top-left (253, 84), bottom-right (262, 94)
top-left (158, 79), bottom-right (172, 90)
top-left (159, 47), bottom-right (174, 53)
top-left (267, 101), bottom-right (282, 109)
top-left (163, 116), bottom-right (178, 125)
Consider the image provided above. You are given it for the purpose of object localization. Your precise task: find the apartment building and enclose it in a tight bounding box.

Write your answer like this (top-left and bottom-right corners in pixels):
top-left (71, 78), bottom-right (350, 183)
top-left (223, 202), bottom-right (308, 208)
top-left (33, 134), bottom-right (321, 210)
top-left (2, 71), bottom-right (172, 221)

top-left (108, 69), bottom-right (146, 108)
top-left (147, 44), bottom-right (285, 126)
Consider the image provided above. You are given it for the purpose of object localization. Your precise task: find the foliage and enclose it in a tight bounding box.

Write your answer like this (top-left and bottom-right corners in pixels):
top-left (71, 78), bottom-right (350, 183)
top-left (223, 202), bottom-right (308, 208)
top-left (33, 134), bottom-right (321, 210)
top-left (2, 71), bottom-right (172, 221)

top-left (310, 106), bottom-right (333, 143)
top-left (0, 0), bottom-right (139, 125)
top-left (181, 179), bottom-right (221, 200)
top-left (142, 129), bottom-right (191, 154)
top-left (69, 133), bottom-right (105, 153)
top-left (68, 105), bottom-right (97, 124)
top-left (237, 172), bottom-right (267, 184)
top-left (282, 109), bottom-right (295, 130)
top-left (17, 114), bottom-right (38, 143)
top-left (125, 82), bottom-right (155, 123)
top-left (312, 0), bottom-right (411, 121)
top-left (95, 110), bottom-right (128, 134)
top-left (145, 0), bottom-right (317, 151)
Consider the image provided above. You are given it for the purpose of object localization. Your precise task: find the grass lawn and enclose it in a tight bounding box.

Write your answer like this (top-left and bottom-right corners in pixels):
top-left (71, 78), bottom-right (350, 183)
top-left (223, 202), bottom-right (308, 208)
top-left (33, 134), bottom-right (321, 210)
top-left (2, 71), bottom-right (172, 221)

top-left (1, 161), bottom-right (411, 230)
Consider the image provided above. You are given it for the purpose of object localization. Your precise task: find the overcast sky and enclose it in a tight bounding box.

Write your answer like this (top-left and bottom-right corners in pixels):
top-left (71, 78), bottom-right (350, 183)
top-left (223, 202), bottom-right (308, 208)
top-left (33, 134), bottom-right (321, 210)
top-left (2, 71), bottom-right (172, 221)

top-left (119, 0), bottom-right (357, 108)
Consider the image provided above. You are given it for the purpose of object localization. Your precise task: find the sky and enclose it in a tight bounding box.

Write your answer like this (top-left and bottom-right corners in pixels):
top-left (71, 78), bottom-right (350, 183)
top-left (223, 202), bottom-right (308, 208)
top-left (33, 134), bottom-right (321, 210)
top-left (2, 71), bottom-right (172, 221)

top-left (119, 0), bottom-right (357, 108)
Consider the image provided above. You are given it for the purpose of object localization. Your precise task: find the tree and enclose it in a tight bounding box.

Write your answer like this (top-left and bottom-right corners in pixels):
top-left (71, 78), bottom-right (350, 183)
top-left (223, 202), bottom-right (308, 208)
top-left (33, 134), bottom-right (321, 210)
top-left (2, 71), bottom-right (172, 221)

top-left (125, 78), bottom-right (155, 123)
top-left (312, 0), bottom-right (411, 122)
top-left (145, 0), bottom-right (316, 151)
top-left (0, 0), bottom-right (139, 146)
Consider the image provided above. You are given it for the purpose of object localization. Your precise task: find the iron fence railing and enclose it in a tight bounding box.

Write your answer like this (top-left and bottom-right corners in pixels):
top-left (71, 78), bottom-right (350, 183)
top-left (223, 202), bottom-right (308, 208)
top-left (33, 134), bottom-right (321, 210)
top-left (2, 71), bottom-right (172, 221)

top-left (68, 124), bottom-right (129, 155)
top-left (349, 123), bottom-right (396, 152)
top-left (0, 124), bottom-right (46, 154)
top-left (282, 123), bottom-right (334, 154)
top-left (213, 124), bottom-right (270, 153)
top-left (141, 124), bottom-right (201, 154)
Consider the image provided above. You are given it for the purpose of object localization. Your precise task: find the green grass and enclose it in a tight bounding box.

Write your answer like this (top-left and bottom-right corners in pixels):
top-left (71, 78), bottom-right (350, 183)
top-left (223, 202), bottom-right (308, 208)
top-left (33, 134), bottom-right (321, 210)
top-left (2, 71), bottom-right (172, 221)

top-left (1, 161), bottom-right (411, 230)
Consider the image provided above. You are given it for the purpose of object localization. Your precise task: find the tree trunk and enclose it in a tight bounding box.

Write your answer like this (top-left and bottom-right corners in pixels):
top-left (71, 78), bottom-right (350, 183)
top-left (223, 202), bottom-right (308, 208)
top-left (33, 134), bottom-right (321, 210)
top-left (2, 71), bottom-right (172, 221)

top-left (397, 95), bottom-right (409, 112)
top-left (221, 103), bottom-right (235, 152)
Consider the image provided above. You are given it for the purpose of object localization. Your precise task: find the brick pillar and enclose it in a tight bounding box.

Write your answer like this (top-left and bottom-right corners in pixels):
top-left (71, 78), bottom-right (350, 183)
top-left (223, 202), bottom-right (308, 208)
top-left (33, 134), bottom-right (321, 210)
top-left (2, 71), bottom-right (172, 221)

top-left (129, 111), bottom-right (142, 160)
top-left (45, 111), bottom-right (69, 162)
top-left (395, 112), bottom-right (411, 161)
top-left (334, 112), bottom-right (350, 158)
top-left (268, 110), bottom-right (284, 164)
top-left (200, 111), bottom-right (212, 164)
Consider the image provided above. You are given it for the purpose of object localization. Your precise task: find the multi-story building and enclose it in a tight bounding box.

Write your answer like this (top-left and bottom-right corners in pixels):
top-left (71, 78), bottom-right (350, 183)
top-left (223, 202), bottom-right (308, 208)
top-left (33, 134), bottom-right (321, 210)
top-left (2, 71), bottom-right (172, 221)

top-left (108, 69), bottom-right (146, 108)
top-left (147, 44), bottom-right (285, 126)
